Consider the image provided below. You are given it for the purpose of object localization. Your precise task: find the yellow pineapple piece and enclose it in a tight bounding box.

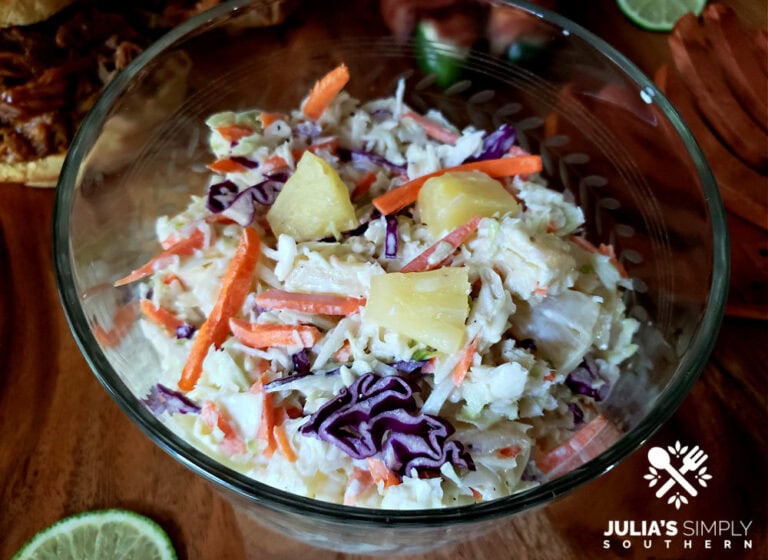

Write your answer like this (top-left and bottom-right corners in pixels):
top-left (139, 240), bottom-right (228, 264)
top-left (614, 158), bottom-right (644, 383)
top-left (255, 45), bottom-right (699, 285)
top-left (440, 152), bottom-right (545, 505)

top-left (364, 267), bottom-right (470, 353)
top-left (417, 170), bottom-right (520, 237)
top-left (267, 151), bottom-right (357, 241)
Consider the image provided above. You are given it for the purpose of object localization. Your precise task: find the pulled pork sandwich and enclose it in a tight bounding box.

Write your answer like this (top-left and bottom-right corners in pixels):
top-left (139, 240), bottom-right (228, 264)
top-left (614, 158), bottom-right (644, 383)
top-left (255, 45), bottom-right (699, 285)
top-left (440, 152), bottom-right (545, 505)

top-left (0, 0), bottom-right (230, 186)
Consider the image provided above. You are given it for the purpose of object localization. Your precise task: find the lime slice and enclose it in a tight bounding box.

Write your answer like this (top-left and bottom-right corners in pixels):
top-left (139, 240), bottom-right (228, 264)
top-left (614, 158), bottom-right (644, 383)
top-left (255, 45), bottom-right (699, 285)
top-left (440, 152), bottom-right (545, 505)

top-left (12, 509), bottom-right (177, 560)
top-left (617, 0), bottom-right (706, 31)
top-left (414, 21), bottom-right (469, 88)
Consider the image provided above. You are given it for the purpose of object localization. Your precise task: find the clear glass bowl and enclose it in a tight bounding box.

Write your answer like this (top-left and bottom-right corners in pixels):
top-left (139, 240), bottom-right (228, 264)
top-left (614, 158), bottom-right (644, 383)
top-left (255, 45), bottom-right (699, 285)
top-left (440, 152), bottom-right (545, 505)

top-left (53, 0), bottom-right (728, 555)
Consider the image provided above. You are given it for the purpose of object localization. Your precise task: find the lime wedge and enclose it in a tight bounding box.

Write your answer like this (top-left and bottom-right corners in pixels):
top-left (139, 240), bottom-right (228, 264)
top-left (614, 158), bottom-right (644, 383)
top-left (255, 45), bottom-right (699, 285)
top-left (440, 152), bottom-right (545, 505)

top-left (12, 509), bottom-right (177, 560)
top-left (617, 0), bottom-right (706, 31)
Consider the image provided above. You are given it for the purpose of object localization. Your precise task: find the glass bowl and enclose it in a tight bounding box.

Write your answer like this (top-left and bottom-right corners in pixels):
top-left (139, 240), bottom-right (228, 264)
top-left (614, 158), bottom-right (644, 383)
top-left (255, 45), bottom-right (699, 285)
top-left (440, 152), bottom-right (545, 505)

top-left (53, 0), bottom-right (728, 555)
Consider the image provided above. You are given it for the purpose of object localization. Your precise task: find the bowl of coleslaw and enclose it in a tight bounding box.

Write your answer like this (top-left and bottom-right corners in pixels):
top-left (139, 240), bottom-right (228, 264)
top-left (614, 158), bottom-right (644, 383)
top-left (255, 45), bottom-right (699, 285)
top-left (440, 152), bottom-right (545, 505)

top-left (54, 0), bottom-right (728, 554)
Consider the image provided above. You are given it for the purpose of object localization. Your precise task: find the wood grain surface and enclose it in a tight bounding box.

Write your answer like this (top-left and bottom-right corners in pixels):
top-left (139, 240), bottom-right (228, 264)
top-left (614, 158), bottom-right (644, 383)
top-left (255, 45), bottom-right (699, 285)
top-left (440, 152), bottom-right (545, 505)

top-left (1, 2), bottom-right (766, 559)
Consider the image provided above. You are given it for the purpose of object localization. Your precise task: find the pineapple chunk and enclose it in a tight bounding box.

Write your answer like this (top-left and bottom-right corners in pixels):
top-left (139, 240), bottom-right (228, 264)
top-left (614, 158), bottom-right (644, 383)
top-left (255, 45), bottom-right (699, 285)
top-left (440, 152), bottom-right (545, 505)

top-left (417, 170), bottom-right (520, 237)
top-left (365, 268), bottom-right (470, 353)
top-left (267, 151), bottom-right (357, 241)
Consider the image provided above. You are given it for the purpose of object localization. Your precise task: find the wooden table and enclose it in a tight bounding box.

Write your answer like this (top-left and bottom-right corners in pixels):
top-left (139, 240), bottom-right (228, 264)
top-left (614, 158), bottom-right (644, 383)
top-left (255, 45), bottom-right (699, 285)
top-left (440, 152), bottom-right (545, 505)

top-left (1, 2), bottom-right (765, 559)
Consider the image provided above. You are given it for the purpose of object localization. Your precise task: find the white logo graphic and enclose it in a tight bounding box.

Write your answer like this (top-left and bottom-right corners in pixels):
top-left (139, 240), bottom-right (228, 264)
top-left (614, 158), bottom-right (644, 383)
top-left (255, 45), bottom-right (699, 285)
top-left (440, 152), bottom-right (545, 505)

top-left (644, 441), bottom-right (712, 509)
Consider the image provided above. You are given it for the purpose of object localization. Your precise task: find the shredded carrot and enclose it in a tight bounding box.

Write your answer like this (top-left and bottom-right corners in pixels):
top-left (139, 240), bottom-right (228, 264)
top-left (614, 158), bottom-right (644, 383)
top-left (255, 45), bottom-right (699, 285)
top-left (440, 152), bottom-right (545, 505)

top-left (351, 171), bottom-right (378, 200)
top-left (534, 282), bottom-right (549, 297)
top-left (452, 336), bottom-right (478, 387)
top-left (597, 243), bottom-right (629, 279)
top-left (140, 299), bottom-right (184, 333)
top-left (216, 124), bottom-right (254, 143)
top-left (255, 289), bottom-right (366, 316)
top-left (259, 112), bottom-right (288, 128)
top-left (344, 467), bottom-right (374, 506)
top-left (421, 357), bottom-right (437, 374)
top-left (262, 154), bottom-right (289, 172)
top-left (302, 63), bottom-right (350, 120)
top-left (546, 222), bottom-right (558, 233)
top-left (93, 304), bottom-right (137, 348)
top-left (114, 229), bottom-right (206, 287)
top-left (292, 137), bottom-right (339, 160)
top-left (569, 235), bottom-right (599, 253)
top-left (496, 445), bottom-right (522, 459)
top-left (204, 214), bottom-right (238, 226)
top-left (372, 155), bottom-right (542, 215)
top-left (334, 340), bottom-right (352, 363)
top-left (178, 228), bottom-right (261, 392)
top-left (274, 425), bottom-right (297, 462)
top-left (402, 111), bottom-right (460, 145)
top-left (201, 402), bottom-right (246, 455)
top-left (400, 216), bottom-right (481, 273)
top-left (544, 370), bottom-right (557, 382)
top-left (162, 273), bottom-right (186, 288)
top-left (207, 158), bottom-right (250, 174)
top-left (470, 487), bottom-right (483, 500)
top-left (229, 318), bottom-right (322, 348)
top-left (534, 414), bottom-right (618, 475)
top-left (366, 457), bottom-right (400, 488)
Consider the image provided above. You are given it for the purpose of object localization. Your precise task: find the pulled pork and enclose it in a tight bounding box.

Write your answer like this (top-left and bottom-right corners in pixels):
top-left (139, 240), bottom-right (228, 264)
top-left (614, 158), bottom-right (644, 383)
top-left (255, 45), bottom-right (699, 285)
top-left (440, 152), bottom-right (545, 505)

top-left (0, 0), bottom-right (223, 163)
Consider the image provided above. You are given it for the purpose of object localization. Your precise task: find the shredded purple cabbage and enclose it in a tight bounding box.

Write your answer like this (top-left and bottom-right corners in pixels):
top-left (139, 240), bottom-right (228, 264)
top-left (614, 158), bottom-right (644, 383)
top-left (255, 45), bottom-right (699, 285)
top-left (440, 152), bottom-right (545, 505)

top-left (370, 108), bottom-right (393, 122)
top-left (295, 121), bottom-right (322, 139)
top-left (229, 156), bottom-right (259, 169)
top-left (565, 356), bottom-right (609, 401)
top-left (567, 402), bottom-right (585, 426)
top-left (389, 360), bottom-right (429, 374)
top-left (142, 384), bottom-right (200, 415)
top-left (263, 368), bottom-right (339, 391)
top-left (300, 373), bottom-right (474, 476)
top-left (175, 324), bottom-right (197, 340)
top-left (292, 349), bottom-right (311, 375)
top-left (205, 176), bottom-right (286, 226)
top-left (384, 215), bottom-right (399, 259)
top-left (264, 171), bottom-right (290, 183)
top-left (338, 147), bottom-right (407, 174)
top-left (206, 180), bottom-right (238, 213)
top-left (466, 124), bottom-right (517, 162)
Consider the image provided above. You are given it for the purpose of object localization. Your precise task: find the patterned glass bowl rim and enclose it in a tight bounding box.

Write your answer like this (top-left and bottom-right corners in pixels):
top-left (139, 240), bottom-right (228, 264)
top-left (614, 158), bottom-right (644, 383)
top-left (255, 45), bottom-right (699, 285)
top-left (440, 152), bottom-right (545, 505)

top-left (53, 0), bottom-right (728, 526)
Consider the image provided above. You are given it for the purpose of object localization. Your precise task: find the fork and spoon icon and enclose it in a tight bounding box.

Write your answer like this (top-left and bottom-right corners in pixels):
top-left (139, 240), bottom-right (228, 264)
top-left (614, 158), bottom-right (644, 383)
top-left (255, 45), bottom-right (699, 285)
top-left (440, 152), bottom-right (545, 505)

top-left (648, 445), bottom-right (709, 498)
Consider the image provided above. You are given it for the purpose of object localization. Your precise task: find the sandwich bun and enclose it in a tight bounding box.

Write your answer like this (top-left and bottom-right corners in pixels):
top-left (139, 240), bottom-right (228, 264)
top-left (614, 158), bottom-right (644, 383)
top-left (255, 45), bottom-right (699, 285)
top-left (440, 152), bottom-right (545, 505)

top-left (0, 0), bottom-right (77, 27)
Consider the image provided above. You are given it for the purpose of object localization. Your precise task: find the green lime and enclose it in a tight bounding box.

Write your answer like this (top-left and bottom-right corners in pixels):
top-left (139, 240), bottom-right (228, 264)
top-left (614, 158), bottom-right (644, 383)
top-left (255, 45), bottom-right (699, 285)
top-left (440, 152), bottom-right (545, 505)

top-left (12, 509), bottom-right (177, 560)
top-left (617, 0), bottom-right (706, 31)
top-left (414, 20), bottom-right (469, 88)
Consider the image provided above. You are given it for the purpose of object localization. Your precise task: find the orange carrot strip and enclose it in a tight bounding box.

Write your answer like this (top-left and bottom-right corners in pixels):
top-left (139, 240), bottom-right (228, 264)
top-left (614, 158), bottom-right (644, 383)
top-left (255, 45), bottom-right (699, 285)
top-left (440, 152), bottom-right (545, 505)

top-left (255, 289), bottom-right (366, 316)
top-left (372, 155), bottom-right (542, 215)
top-left (421, 357), bottom-right (436, 374)
top-left (162, 273), bottom-right (186, 288)
top-left (274, 425), bottom-right (297, 462)
top-left (262, 154), bottom-right (289, 171)
top-left (569, 235), bottom-right (599, 253)
top-left (366, 457), bottom-right (400, 488)
top-left (216, 124), bottom-right (254, 142)
top-left (351, 171), bottom-right (377, 200)
top-left (178, 228), bottom-right (261, 391)
top-left (402, 111), bottom-right (461, 145)
top-left (302, 63), bottom-right (350, 120)
top-left (259, 112), bottom-right (288, 128)
top-left (496, 445), bottom-right (522, 459)
top-left (258, 389), bottom-right (277, 457)
top-left (229, 318), bottom-right (322, 348)
top-left (543, 370), bottom-right (557, 382)
top-left (292, 137), bottom-right (340, 161)
top-left (140, 299), bottom-right (184, 333)
top-left (344, 467), bottom-right (374, 506)
top-left (334, 340), bottom-right (352, 363)
top-left (452, 336), bottom-right (478, 387)
top-left (400, 216), bottom-right (481, 273)
top-left (201, 402), bottom-right (246, 456)
top-left (470, 487), bottom-right (483, 500)
top-left (597, 243), bottom-right (629, 279)
top-left (93, 304), bottom-right (137, 348)
top-left (114, 229), bottom-right (206, 287)
top-left (207, 158), bottom-right (249, 174)
top-left (534, 415), bottom-right (618, 475)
